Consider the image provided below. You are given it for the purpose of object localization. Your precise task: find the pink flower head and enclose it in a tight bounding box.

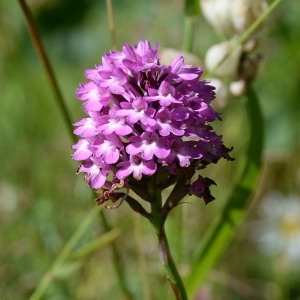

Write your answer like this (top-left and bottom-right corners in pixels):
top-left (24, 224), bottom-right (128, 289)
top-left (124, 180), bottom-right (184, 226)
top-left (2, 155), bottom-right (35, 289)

top-left (72, 40), bottom-right (233, 203)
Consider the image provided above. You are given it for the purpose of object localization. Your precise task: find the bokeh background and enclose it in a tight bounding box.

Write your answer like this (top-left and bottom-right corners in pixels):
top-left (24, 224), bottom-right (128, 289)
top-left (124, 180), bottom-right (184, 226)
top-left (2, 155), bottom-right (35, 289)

top-left (1, 1), bottom-right (300, 299)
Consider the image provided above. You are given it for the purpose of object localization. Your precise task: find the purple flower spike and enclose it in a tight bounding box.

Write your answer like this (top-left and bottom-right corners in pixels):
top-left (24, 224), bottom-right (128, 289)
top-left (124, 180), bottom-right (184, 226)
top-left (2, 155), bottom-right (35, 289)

top-left (72, 40), bottom-right (233, 204)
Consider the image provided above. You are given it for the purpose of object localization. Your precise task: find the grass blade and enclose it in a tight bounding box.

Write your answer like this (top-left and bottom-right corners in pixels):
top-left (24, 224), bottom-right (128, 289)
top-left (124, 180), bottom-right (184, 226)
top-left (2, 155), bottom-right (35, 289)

top-left (29, 206), bottom-right (101, 300)
top-left (185, 87), bottom-right (264, 297)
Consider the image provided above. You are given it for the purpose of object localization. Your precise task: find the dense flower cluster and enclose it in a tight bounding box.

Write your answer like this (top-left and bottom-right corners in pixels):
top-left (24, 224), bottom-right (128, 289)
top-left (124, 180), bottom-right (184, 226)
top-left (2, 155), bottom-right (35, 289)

top-left (72, 40), bottom-right (233, 202)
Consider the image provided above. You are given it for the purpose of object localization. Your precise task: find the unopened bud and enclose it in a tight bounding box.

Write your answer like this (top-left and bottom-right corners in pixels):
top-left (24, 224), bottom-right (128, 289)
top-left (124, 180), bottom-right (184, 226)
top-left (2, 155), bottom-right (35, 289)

top-left (201, 0), bottom-right (234, 35)
top-left (210, 78), bottom-right (229, 109)
top-left (201, 0), bottom-right (268, 36)
top-left (229, 79), bottom-right (246, 97)
top-left (205, 39), bottom-right (242, 77)
top-left (231, 0), bottom-right (268, 34)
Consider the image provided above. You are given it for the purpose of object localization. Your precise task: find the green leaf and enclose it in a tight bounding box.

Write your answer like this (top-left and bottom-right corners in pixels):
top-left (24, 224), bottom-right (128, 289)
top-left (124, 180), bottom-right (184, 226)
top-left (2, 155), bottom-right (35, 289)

top-left (184, 0), bottom-right (200, 16)
top-left (70, 228), bottom-right (121, 260)
top-left (54, 262), bottom-right (83, 279)
top-left (183, 0), bottom-right (200, 51)
top-left (185, 87), bottom-right (264, 298)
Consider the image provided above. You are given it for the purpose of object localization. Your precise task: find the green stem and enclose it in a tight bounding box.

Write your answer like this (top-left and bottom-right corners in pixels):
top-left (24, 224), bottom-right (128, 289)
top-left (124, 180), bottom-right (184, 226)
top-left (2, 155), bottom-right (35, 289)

top-left (105, 0), bottom-right (117, 50)
top-left (183, 16), bottom-right (196, 52)
top-left (18, 0), bottom-right (75, 143)
top-left (235, 0), bottom-right (282, 51)
top-left (150, 190), bottom-right (188, 300)
top-left (18, 0), bottom-right (132, 298)
top-left (183, 0), bottom-right (200, 52)
top-left (157, 227), bottom-right (188, 300)
top-left (168, 207), bottom-right (183, 263)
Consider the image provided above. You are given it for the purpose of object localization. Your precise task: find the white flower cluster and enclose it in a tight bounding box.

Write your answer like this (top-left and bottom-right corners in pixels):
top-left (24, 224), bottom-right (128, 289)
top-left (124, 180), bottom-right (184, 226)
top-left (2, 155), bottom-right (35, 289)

top-left (201, 0), bottom-right (268, 108)
top-left (250, 191), bottom-right (300, 269)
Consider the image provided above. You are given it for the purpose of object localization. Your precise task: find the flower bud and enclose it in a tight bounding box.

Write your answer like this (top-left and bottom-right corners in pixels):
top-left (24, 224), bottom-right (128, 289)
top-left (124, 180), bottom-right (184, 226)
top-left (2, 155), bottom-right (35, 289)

top-left (204, 39), bottom-right (242, 77)
top-left (201, 0), bottom-right (268, 35)
top-left (210, 78), bottom-right (229, 109)
top-left (201, 0), bottom-right (234, 36)
top-left (231, 0), bottom-right (268, 34)
top-left (229, 79), bottom-right (246, 97)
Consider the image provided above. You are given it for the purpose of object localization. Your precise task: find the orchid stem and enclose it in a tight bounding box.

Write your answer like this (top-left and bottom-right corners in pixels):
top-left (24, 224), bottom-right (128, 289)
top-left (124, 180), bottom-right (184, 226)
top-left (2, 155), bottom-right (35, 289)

top-left (150, 190), bottom-right (188, 300)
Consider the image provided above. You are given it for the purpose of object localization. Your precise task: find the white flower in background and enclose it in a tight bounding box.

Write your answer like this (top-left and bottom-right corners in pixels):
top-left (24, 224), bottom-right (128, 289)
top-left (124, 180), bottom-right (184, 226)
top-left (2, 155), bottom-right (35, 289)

top-left (201, 0), bottom-right (234, 35)
top-left (250, 191), bottom-right (300, 267)
top-left (201, 0), bottom-right (268, 36)
top-left (210, 78), bottom-right (229, 109)
top-left (201, 0), bottom-right (267, 104)
top-left (231, 0), bottom-right (268, 34)
top-left (229, 79), bottom-right (246, 97)
top-left (204, 38), bottom-right (242, 78)
top-left (205, 37), bottom-right (261, 100)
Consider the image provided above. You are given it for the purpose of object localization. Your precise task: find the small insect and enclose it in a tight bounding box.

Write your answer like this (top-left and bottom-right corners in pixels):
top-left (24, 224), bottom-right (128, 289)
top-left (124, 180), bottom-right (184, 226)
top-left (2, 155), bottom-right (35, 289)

top-left (94, 179), bottom-right (128, 209)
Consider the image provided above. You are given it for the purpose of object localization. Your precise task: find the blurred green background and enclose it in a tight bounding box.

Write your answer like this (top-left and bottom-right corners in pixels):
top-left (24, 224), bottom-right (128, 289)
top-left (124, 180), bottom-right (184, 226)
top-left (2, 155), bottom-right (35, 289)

top-left (1, 1), bottom-right (300, 299)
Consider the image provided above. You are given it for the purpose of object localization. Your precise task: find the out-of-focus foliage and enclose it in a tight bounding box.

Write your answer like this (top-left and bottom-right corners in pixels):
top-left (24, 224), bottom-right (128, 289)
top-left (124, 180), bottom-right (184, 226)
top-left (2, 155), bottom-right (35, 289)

top-left (1, 1), bottom-right (300, 299)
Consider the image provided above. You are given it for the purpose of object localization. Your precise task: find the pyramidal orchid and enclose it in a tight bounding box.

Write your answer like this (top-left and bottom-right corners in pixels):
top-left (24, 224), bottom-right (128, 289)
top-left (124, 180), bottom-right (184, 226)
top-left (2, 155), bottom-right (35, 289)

top-left (72, 40), bottom-right (233, 210)
top-left (72, 40), bottom-right (233, 299)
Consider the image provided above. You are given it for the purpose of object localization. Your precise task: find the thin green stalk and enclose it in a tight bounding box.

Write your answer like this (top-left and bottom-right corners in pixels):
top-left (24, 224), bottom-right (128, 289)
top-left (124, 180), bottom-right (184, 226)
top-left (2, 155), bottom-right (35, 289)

top-left (19, 0), bottom-right (132, 298)
top-left (183, 0), bottom-right (200, 52)
top-left (18, 0), bottom-right (75, 143)
top-left (105, 0), bottom-right (117, 50)
top-left (150, 190), bottom-right (188, 300)
top-left (70, 228), bottom-right (121, 260)
top-left (150, 190), bottom-right (163, 231)
top-left (185, 87), bottom-right (264, 298)
top-left (156, 227), bottom-right (188, 300)
top-left (183, 16), bottom-right (196, 52)
top-left (29, 206), bottom-right (101, 300)
top-left (235, 0), bottom-right (282, 52)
